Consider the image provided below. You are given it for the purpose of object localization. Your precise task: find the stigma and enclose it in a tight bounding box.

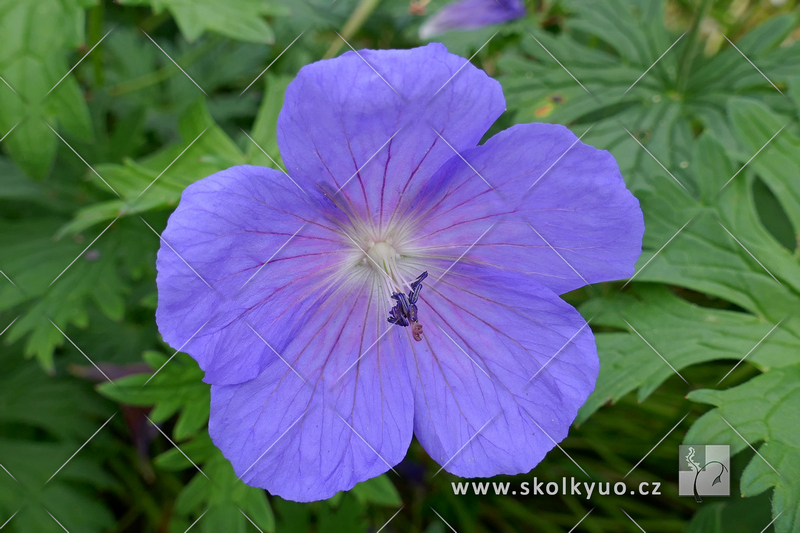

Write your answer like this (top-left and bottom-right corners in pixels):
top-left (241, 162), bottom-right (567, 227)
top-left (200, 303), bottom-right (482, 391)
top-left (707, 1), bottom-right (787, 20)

top-left (345, 223), bottom-right (427, 341)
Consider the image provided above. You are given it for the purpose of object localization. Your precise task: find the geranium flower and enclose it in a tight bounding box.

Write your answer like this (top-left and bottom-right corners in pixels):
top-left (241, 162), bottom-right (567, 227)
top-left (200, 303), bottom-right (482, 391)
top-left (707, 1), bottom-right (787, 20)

top-left (156, 43), bottom-right (643, 502)
top-left (419, 0), bottom-right (526, 40)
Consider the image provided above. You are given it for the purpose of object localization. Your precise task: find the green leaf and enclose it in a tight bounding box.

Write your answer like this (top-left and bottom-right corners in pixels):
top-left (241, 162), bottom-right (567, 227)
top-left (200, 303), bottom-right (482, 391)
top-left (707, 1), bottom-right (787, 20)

top-left (154, 433), bottom-right (216, 471)
top-left (0, 439), bottom-right (116, 533)
top-left (685, 503), bottom-right (724, 533)
top-left (245, 74), bottom-right (291, 169)
top-left (97, 350), bottom-right (209, 434)
top-left (688, 15), bottom-right (797, 92)
top-left (96, 350), bottom-right (256, 532)
top-left (317, 496), bottom-right (368, 533)
top-left (0, 0), bottom-right (95, 178)
top-left (790, 75), bottom-right (800, 114)
top-left (686, 365), bottom-right (800, 533)
top-left (56, 200), bottom-right (128, 238)
top-left (0, 349), bottom-right (117, 533)
top-left (120, 0), bottom-right (281, 43)
top-left (499, 2), bottom-right (800, 185)
top-left (577, 284), bottom-right (799, 423)
top-left (567, 93), bottom-right (800, 533)
top-left (0, 354), bottom-right (110, 440)
top-left (173, 448), bottom-right (275, 533)
top-left (64, 98), bottom-right (245, 232)
top-left (684, 492), bottom-right (773, 533)
top-left (632, 126), bottom-right (800, 321)
top-left (728, 98), bottom-right (800, 238)
top-left (581, 114), bottom-right (800, 420)
top-left (0, 218), bottom-right (133, 370)
top-left (350, 475), bottom-right (402, 507)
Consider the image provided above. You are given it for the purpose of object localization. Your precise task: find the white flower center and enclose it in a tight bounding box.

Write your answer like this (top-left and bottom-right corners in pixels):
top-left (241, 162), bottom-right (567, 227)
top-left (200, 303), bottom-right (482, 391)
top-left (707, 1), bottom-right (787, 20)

top-left (340, 217), bottom-right (426, 295)
top-left (366, 241), bottom-right (398, 274)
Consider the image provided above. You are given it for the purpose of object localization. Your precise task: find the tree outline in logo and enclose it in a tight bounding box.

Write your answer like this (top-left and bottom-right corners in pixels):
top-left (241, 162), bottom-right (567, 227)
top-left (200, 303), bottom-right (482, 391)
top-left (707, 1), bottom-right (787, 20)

top-left (685, 446), bottom-right (729, 503)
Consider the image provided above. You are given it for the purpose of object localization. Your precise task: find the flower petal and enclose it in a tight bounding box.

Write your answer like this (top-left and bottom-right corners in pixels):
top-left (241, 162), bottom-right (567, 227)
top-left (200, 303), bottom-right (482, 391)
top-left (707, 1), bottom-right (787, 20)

top-left (410, 123), bottom-right (643, 295)
top-left (401, 264), bottom-right (597, 477)
top-left (419, 0), bottom-right (526, 40)
top-left (277, 43), bottom-right (505, 229)
top-left (208, 277), bottom-right (414, 502)
top-left (156, 165), bottom-right (353, 385)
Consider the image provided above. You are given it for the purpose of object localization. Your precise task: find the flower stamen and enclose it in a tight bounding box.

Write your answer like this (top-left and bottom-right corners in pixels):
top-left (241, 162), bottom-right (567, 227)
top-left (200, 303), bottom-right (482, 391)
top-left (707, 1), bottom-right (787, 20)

top-left (387, 271), bottom-right (428, 341)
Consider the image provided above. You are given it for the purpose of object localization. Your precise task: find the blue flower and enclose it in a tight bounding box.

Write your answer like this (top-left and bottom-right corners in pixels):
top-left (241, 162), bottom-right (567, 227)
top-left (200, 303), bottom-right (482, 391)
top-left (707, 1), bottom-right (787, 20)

top-left (156, 43), bottom-right (643, 502)
top-left (419, 0), bottom-right (526, 40)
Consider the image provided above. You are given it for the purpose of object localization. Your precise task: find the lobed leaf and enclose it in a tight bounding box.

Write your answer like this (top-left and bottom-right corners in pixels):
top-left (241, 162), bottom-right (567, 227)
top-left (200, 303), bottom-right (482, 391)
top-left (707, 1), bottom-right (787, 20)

top-left (577, 284), bottom-right (799, 423)
top-left (686, 366), bottom-right (800, 533)
top-left (97, 350), bottom-right (209, 440)
top-left (119, 0), bottom-right (284, 43)
top-left (0, 0), bottom-right (95, 178)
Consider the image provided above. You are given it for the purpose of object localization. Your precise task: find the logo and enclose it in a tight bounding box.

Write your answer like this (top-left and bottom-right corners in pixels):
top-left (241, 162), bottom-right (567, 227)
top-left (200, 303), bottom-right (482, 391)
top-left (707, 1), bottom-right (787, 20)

top-left (679, 445), bottom-right (730, 501)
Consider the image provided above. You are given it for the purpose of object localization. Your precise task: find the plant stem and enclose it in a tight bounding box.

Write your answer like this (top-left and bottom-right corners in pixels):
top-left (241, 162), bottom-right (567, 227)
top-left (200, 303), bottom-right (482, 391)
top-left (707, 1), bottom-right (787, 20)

top-left (109, 37), bottom-right (219, 96)
top-left (676, 0), bottom-right (712, 94)
top-left (87, 2), bottom-right (106, 87)
top-left (324, 0), bottom-right (382, 58)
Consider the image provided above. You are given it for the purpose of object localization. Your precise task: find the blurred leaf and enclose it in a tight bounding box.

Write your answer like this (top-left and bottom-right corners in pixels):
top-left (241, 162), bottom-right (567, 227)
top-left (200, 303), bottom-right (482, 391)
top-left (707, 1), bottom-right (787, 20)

top-left (0, 0), bottom-right (94, 178)
top-left (317, 496), bottom-right (368, 533)
top-left (120, 0), bottom-right (283, 43)
top-left (0, 439), bottom-right (116, 533)
top-left (154, 433), bottom-right (216, 471)
top-left (95, 349), bottom-right (274, 533)
top-left (684, 492), bottom-right (773, 533)
top-left (685, 503), bottom-right (724, 533)
top-left (688, 14), bottom-right (798, 111)
top-left (0, 352), bottom-right (110, 439)
top-left (272, 498), bottom-right (311, 532)
top-left (269, 0), bottom-right (353, 34)
top-left (0, 349), bottom-right (117, 533)
top-left (97, 350), bottom-right (209, 439)
top-left (173, 448), bottom-right (275, 533)
top-left (0, 158), bottom-right (65, 210)
top-left (350, 474), bottom-right (402, 507)
top-left (245, 74), bottom-right (291, 168)
top-left (790, 75), bottom-right (800, 114)
top-left (499, 2), bottom-right (800, 188)
top-left (98, 344), bottom-right (276, 532)
top-left (62, 98), bottom-right (245, 234)
top-left (0, 218), bottom-right (132, 370)
top-left (752, 178), bottom-right (795, 253)
top-left (56, 200), bottom-right (128, 239)
top-left (686, 365), bottom-right (800, 533)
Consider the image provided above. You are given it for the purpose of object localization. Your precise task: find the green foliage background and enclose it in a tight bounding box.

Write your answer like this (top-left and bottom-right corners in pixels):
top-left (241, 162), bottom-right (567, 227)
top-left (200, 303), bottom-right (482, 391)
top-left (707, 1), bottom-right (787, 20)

top-left (0, 0), bottom-right (799, 531)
